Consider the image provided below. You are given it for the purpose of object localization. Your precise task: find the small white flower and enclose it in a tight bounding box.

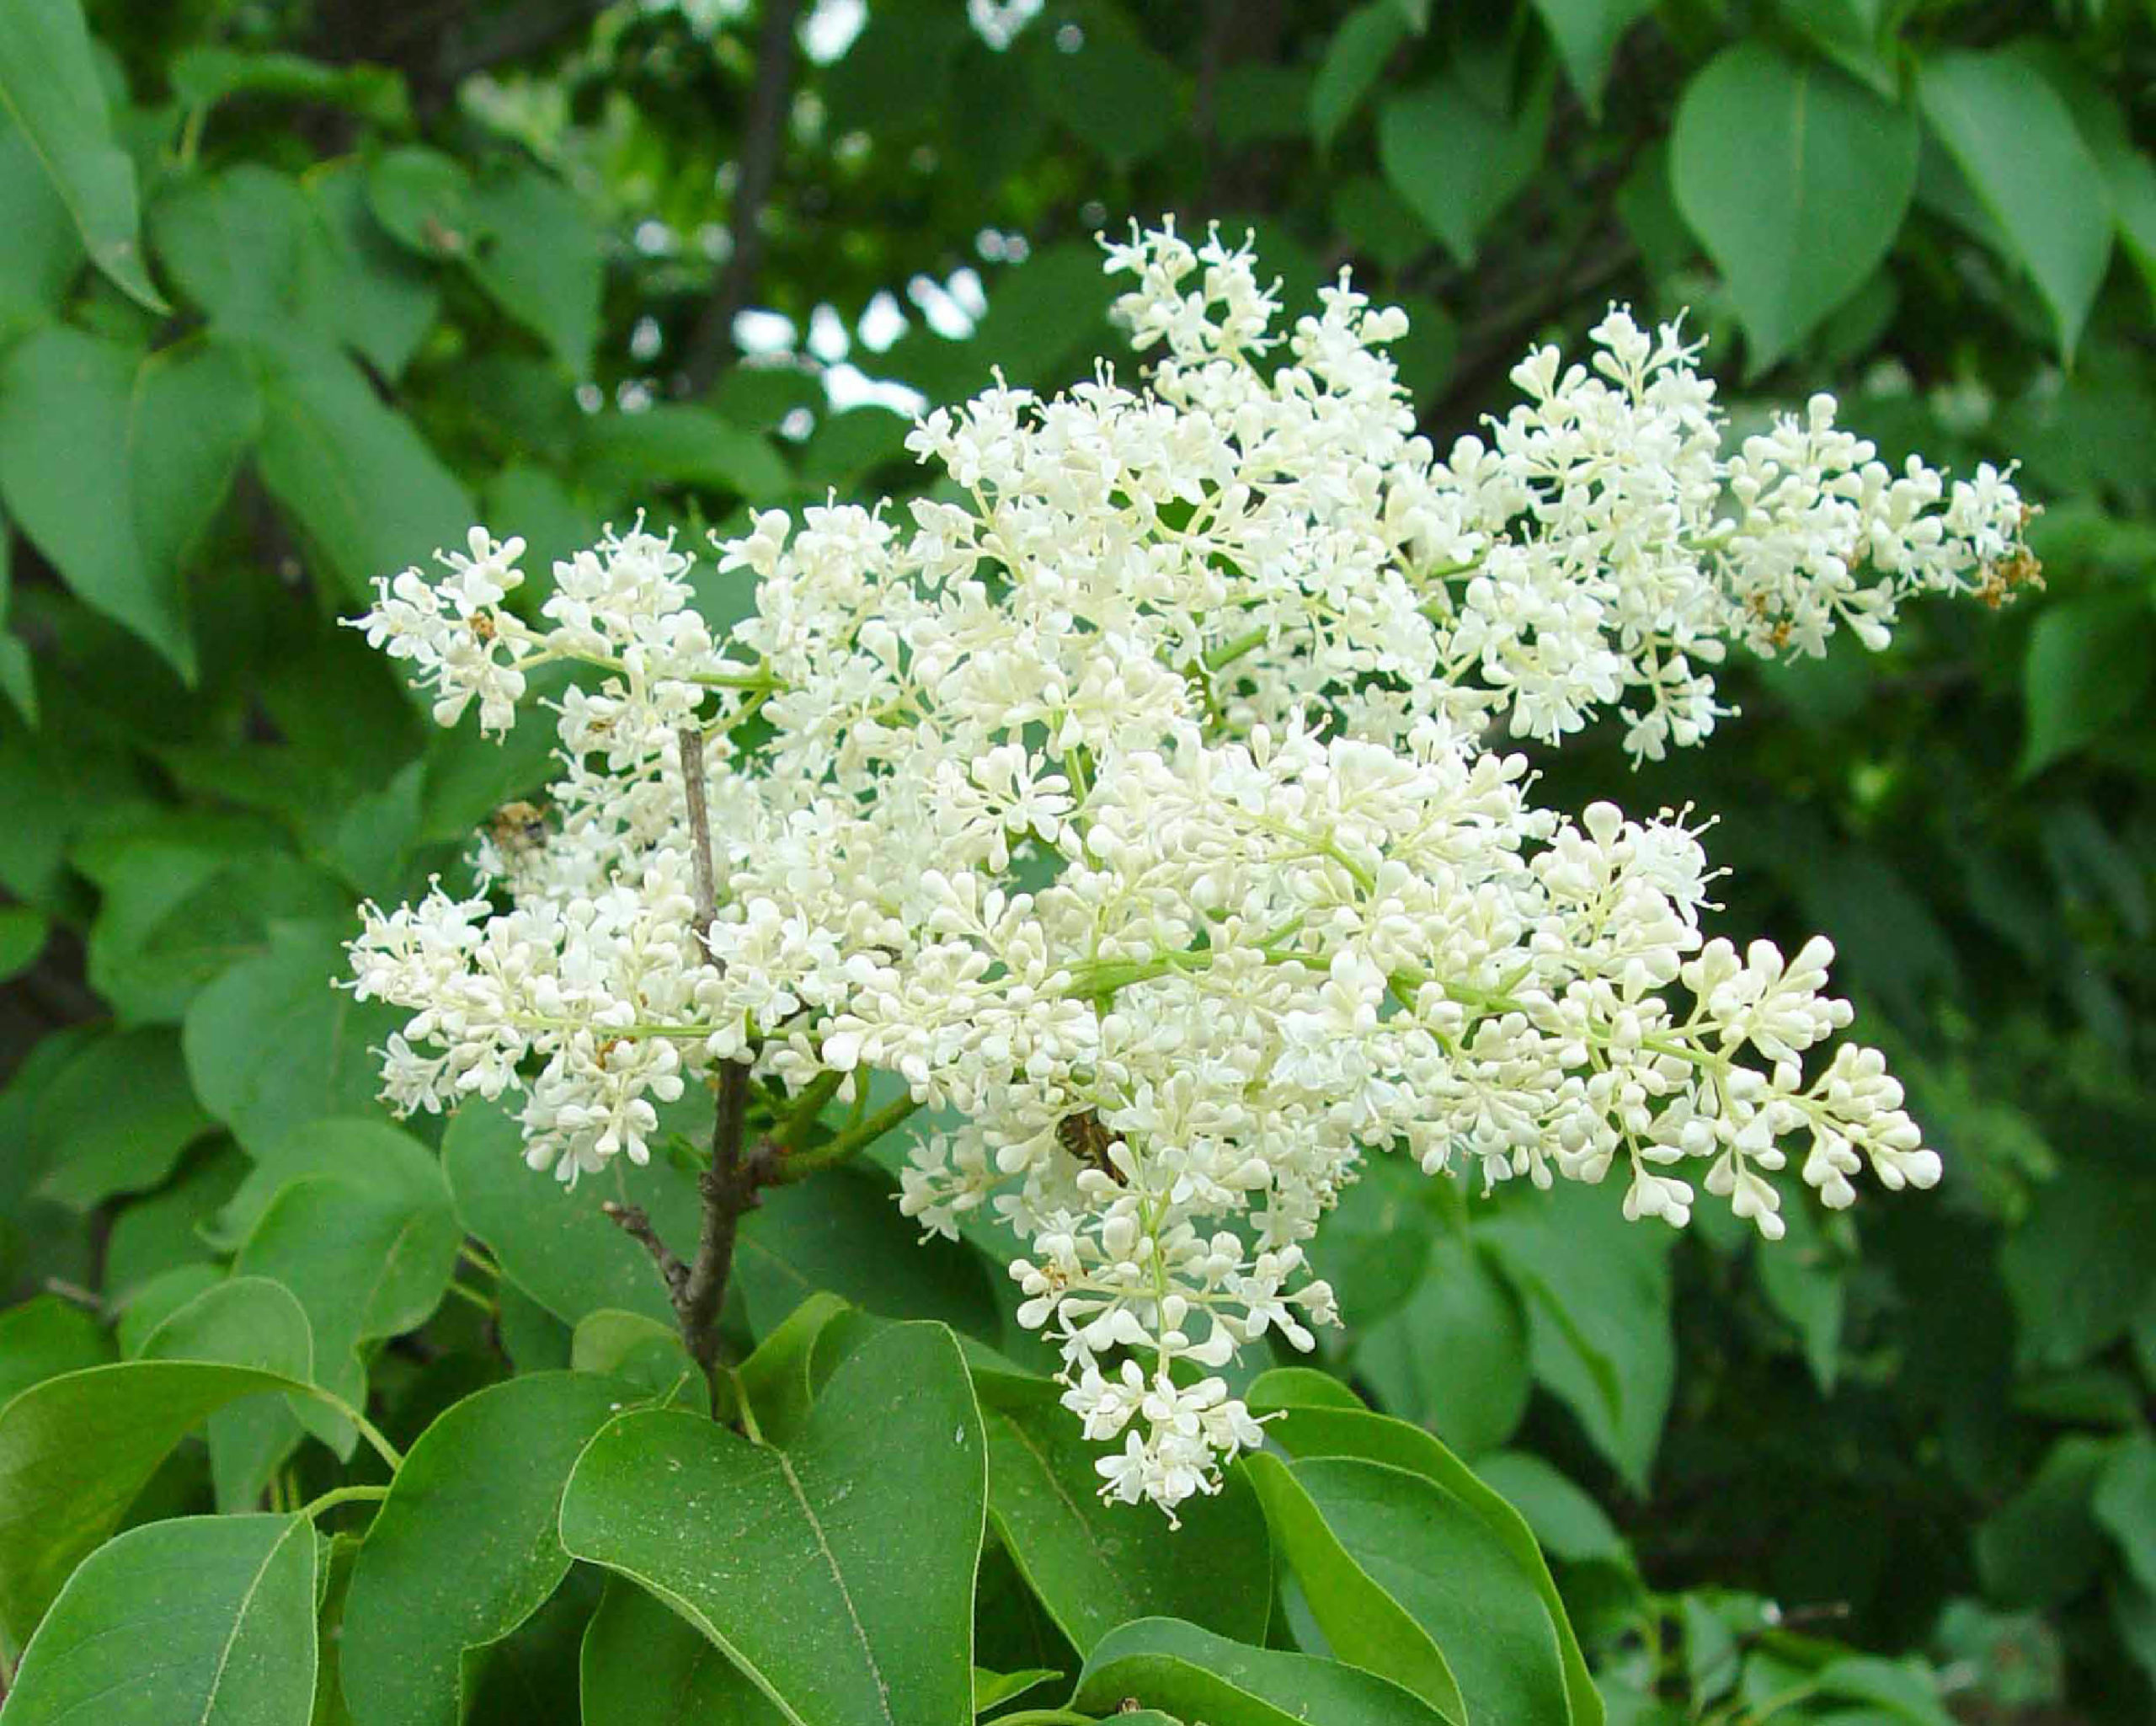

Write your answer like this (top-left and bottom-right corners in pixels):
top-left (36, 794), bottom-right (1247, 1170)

top-left (346, 222), bottom-right (2026, 1515)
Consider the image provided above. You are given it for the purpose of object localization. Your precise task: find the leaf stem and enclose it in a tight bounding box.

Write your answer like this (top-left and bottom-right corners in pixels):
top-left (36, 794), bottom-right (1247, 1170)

top-left (297, 1483), bottom-right (391, 1521)
top-left (342, 1403), bottom-right (405, 1472)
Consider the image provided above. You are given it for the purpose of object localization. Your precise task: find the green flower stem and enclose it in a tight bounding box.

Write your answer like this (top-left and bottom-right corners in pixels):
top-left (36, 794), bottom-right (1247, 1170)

top-left (772, 1092), bottom-right (921, 1184)
top-left (774, 1068), bottom-right (848, 1150)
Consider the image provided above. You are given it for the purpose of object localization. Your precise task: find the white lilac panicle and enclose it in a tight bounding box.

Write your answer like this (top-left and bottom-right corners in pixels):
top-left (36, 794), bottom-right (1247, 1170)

top-left (347, 220), bottom-right (2036, 1517)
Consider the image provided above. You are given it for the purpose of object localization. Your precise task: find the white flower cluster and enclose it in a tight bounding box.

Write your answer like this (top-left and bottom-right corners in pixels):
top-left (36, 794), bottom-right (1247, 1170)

top-left (349, 222), bottom-right (2033, 1516)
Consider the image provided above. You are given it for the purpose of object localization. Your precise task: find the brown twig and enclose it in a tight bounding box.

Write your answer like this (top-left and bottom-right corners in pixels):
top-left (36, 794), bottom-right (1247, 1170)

top-left (600, 1202), bottom-right (689, 1301)
top-left (680, 0), bottom-right (805, 393)
top-left (599, 726), bottom-right (769, 1411)
top-left (677, 727), bottom-right (719, 948)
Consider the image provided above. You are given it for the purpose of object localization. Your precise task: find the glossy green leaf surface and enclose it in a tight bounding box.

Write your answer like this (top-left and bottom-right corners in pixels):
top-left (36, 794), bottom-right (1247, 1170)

top-left (0, 1360), bottom-right (337, 1651)
top-left (2, 1513), bottom-right (316, 1725)
top-left (342, 1373), bottom-right (637, 1726)
top-left (560, 1322), bottom-right (985, 1726)
top-left (1072, 1616), bottom-right (1456, 1725)
top-left (977, 1372), bottom-right (1271, 1655)
top-left (579, 1580), bottom-right (787, 1724)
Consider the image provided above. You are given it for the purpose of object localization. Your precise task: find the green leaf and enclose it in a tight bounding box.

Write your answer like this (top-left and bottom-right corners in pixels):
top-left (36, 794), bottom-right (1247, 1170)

top-left (734, 1292), bottom-right (850, 1446)
top-left (74, 815), bottom-right (350, 1024)
top-left (569, 1308), bottom-right (691, 1398)
top-left (138, 1277), bottom-right (313, 1381)
top-left (215, 1115), bottom-right (447, 1249)
top-left (1073, 1616), bottom-right (1457, 1725)
top-left (496, 1282), bottom-right (572, 1374)
top-left (104, 1149), bottom-right (244, 1297)
top-left (1275, 1454), bottom-right (1572, 1723)
top-left (1246, 1379), bottom-right (1601, 1724)
top-left (576, 406), bottom-right (789, 502)
top-left (442, 1097), bottom-right (693, 1328)
top-left (0, 329), bottom-right (259, 680)
top-left (972, 1665), bottom-right (1058, 1712)
top-left (560, 1323), bottom-right (985, 1726)
top-left (2018, 591), bottom-right (2155, 777)
top-left (1975, 1435), bottom-right (2114, 1609)
top-left (365, 147), bottom-right (472, 257)
top-left (237, 1174), bottom-right (459, 1446)
top-left (0, 1359), bottom-right (346, 1651)
top-left (1376, 66), bottom-right (1553, 265)
top-left (3, 1513), bottom-right (316, 1724)
top-left (580, 1580), bottom-right (786, 1723)
top-left (1471, 1452), bottom-right (1626, 1566)
top-left (975, 1373), bottom-right (1271, 1656)
top-left (1034, 34), bottom-right (1179, 169)
top-left (466, 161), bottom-right (600, 376)
top-left (152, 165), bottom-right (328, 340)
top-left (182, 921), bottom-right (406, 1155)
top-left (1354, 1235), bottom-right (1529, 1456)
top-left (1917, 50), bottom-right (2113, 359)
top-left (1310, 6), bottom-right (1407, 150)
top-left (170, 47), bottom-right (412, 129)
top-left (2095, 1435), bottom-right (2156, 1596)
top-left (736, 1166), bottom-right (1001, 1344)
top-left (1776, 0), bottom-right (1893, 94)
top-left (1670, 44), bottom-right (1917, 372)
top-left (1481, 1184), bottom-right (1673, 1494)
top-left (0, 111), bottom-right (80, 338)
top-left (32, 1027), bottom-right (216, 1210)
top-left (303, 158), bottom-right (439, 379)
top-left (115, 1266), bottom-right (224, 1355)
top-left (0, 1296), bottom-right (112, 1411)
top-left (252, 337), bottom-right (475, 602)
top-left (0, 0), bottom-right (165, 312)
top-left (1240, 1452), bottom-right (1465, 1719)
top-left (0, 903), bottom-right (46, 979)
top-left (139, 1276), bottom-right (317, 1511)
top-left (342, 1374), bottom-right (637, 1726)
top-left (0, 633), bottom-right (32, 726)
top-left (1528, 0), bottom-right (1653, 115)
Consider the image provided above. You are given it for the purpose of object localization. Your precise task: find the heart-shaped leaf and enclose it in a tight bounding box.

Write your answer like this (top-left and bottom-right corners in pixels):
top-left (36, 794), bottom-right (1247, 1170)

top-left (1671, 43), bottom-right (1917, 372)
top-left (560, 1322), bottom-right (985, 1726)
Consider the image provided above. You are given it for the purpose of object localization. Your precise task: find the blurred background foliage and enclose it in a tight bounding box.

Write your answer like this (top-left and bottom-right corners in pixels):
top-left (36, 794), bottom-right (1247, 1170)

top-left (1, 0), bottom-right (2153, 1718)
